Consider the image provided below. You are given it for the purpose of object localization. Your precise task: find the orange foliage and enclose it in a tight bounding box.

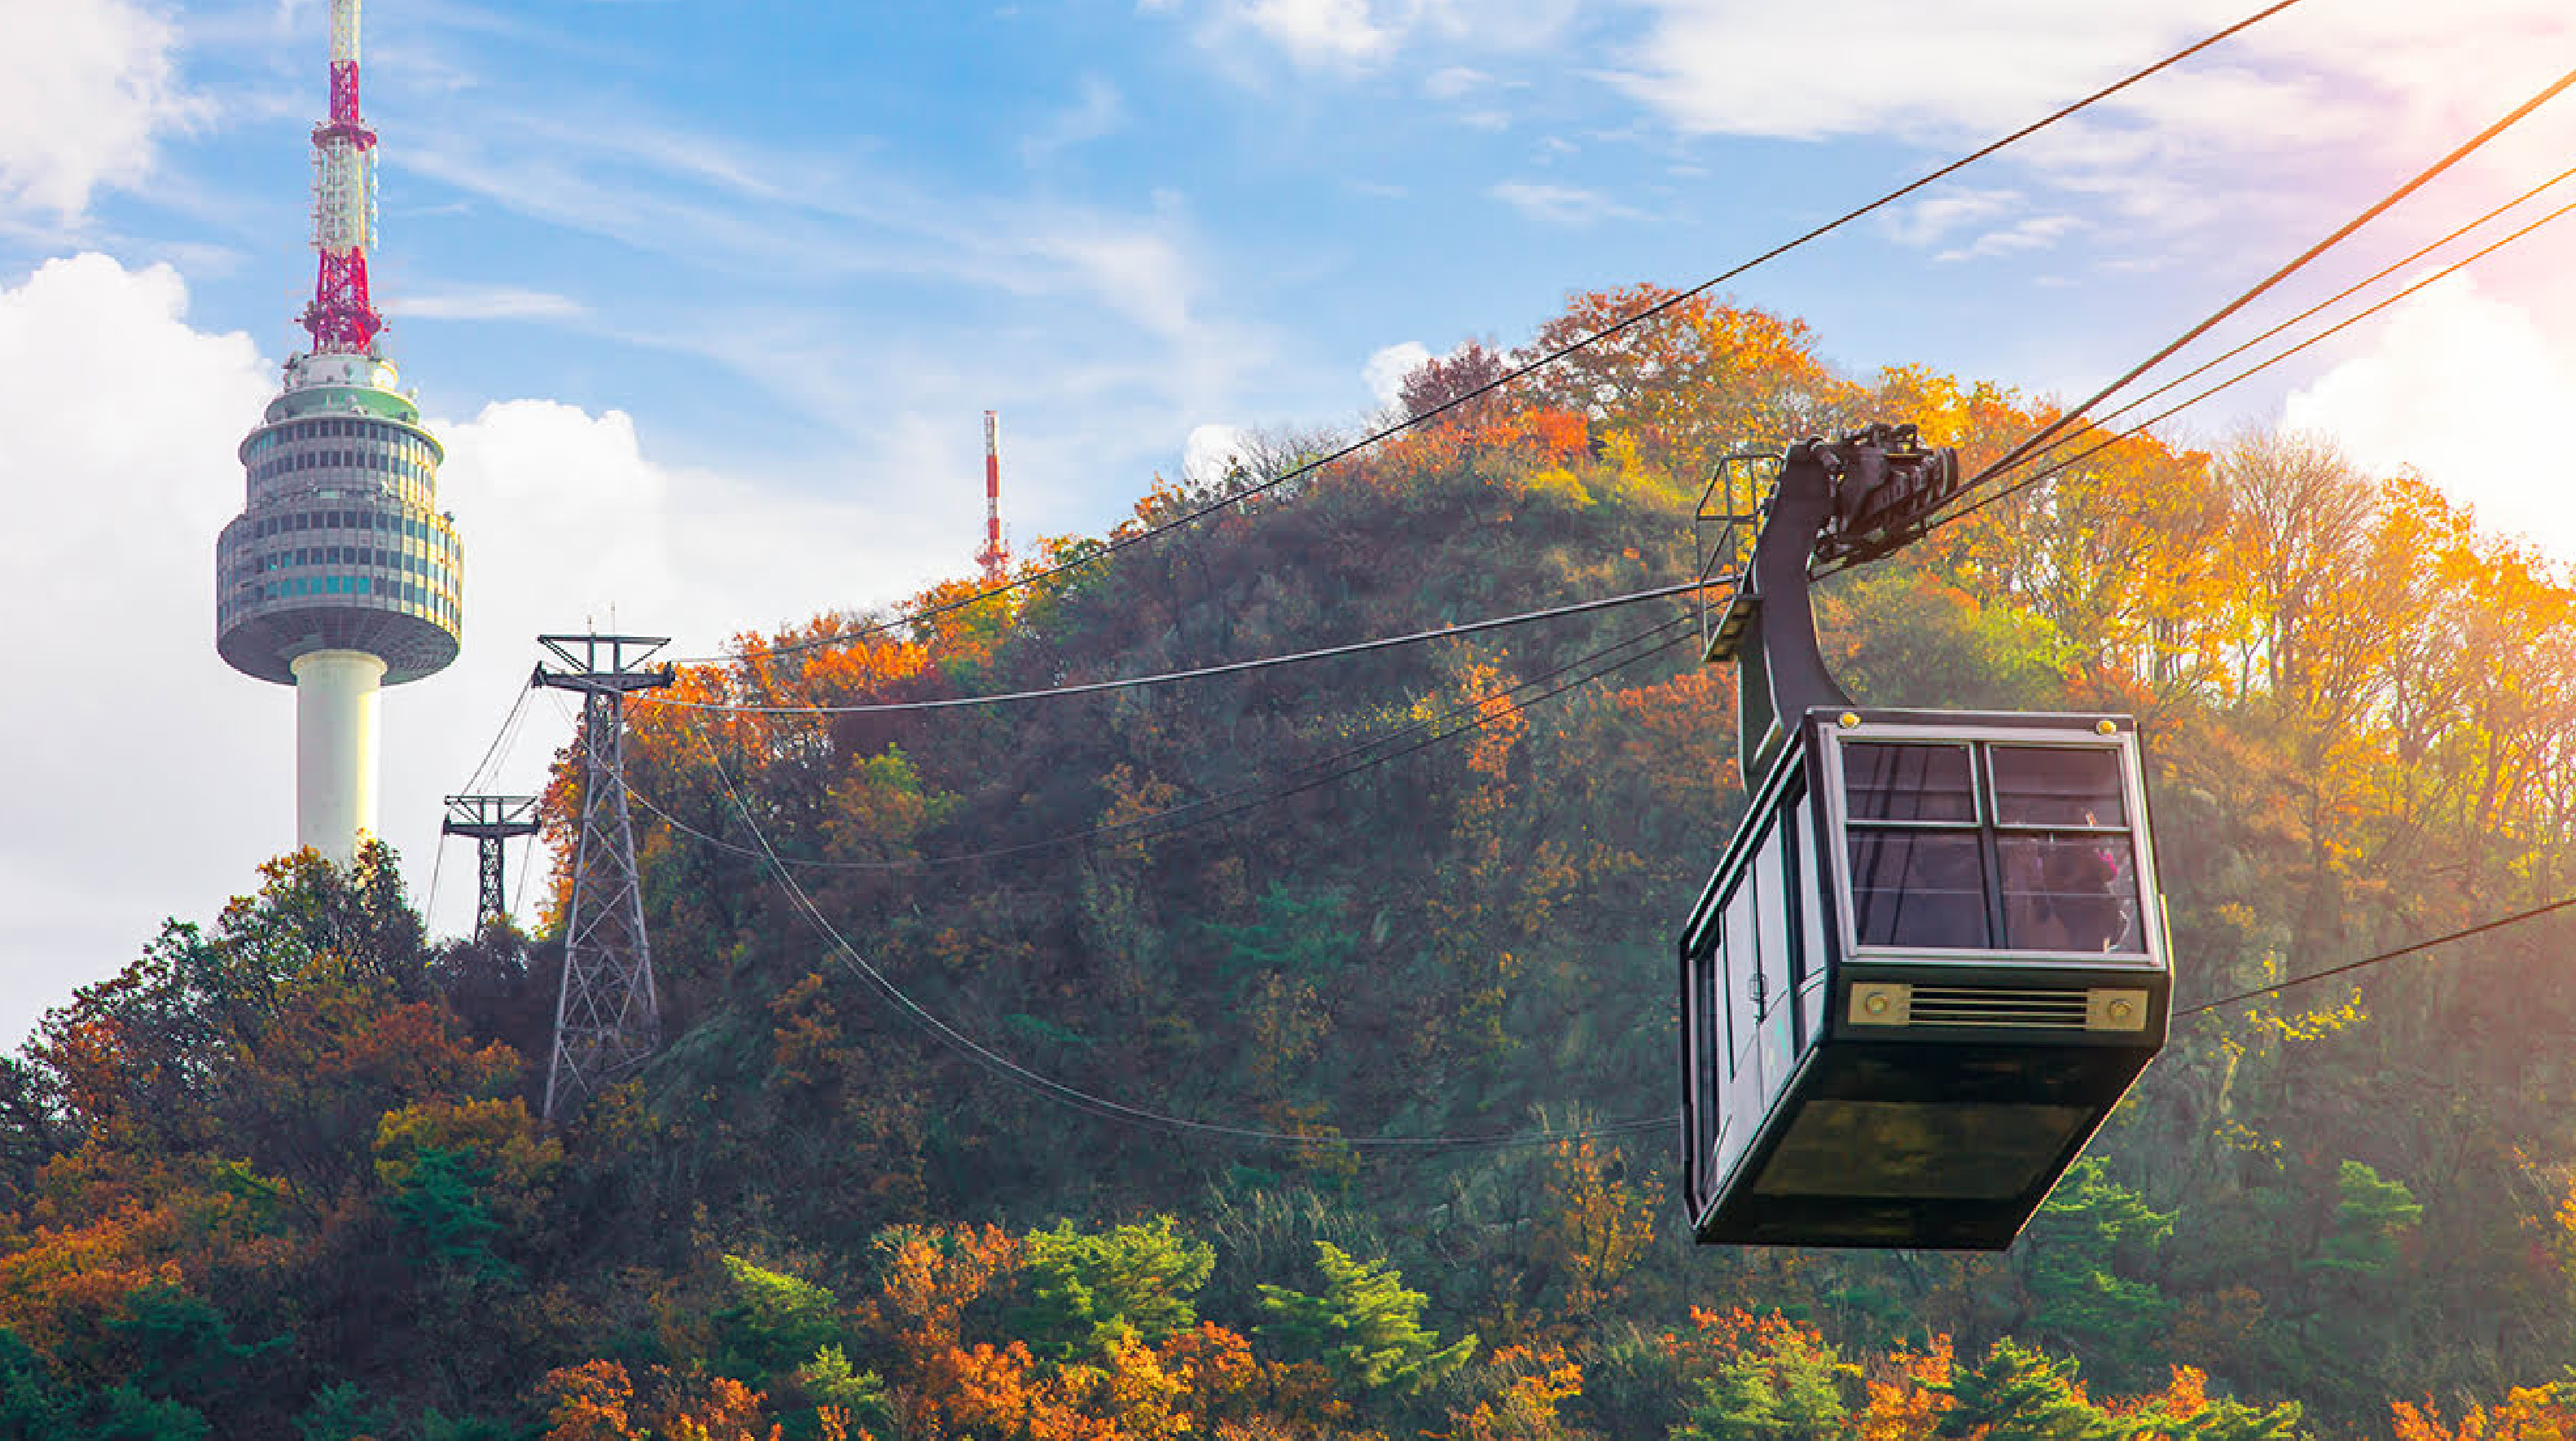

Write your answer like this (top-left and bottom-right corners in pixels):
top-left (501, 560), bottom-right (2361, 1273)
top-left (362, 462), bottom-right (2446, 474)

top-left (1376, 403), bottom-right (1591, 490)
top-left (647, 1372), bottom-right (783, 1441)
top-left (2394, 1389), bottom-right (2576, 1441)
top-left (1157, 1323), bottom-right (1259, 1414)
top-left (541, 1359), bottom-right (640, 1441)
top-left (1855, 1336), bottom-right (1954, 1441)
top-left (2113, 1365), bottom-right (2214, 1441)
top-left (768, 973), bottom-right (855, 1090)
top-left (0, 1149), bottom-right (293, 1357)
top-left (543, 1361), bottom-right (791, 1441)
top-left (850, 1234), bottom-right (1288, 1441)
top-left (34, 1017), bottom-right (129, 1134)
top-left (1442, 1344), bottom-right (1586, 1441)
top-left (1516, 284), bottom-right (1854, 472)
top-left (863, 1224), bottom-right (1023, 1364)
top-left (907, 1325), bottom-right (1266, 1441)
top-left (1663, 1304), bottom-right (1775, 1372)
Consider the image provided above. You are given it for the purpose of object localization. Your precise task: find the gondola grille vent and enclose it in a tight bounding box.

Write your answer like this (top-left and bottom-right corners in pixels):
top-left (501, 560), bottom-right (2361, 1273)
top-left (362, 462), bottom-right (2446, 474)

top-left (1907, 986), bottom-right (2089, 1029)
top-left (1849, 983), bottom-right (2150, 1032)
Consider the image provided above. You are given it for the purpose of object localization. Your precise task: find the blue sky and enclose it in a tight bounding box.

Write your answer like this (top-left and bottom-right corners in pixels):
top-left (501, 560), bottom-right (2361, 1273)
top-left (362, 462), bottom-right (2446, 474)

top-left (5, 0), bottom-right (2576, 1043)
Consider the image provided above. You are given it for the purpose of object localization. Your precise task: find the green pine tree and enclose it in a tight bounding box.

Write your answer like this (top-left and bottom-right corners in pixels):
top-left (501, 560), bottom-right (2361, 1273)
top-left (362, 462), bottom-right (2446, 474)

top-left (1256, 1241), bottom-right (1477, 1393)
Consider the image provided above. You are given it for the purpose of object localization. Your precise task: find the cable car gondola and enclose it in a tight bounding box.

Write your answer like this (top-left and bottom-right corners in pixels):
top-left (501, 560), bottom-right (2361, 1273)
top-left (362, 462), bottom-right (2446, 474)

top-left (1678, 427), bottom-right (2171, 1250)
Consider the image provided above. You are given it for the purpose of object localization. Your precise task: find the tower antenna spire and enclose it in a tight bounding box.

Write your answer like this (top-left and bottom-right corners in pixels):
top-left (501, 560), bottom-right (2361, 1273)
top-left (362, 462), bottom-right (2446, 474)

top-left (304, 0), bottom-right (383, 354)
top-left (977, 410), bottom-right (1007, 582)
top-left (217, 0), bottom-right (463, 863)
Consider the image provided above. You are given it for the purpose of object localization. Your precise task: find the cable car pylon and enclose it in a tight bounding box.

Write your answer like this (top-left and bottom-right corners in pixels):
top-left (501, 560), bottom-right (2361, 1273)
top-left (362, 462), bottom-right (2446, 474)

top-left (1679, 424), bottom-right (2173, 1250)
top-left (533, 633), bottom-right (676, 1122)
top-left (441, 793), bottom-right (540, 937)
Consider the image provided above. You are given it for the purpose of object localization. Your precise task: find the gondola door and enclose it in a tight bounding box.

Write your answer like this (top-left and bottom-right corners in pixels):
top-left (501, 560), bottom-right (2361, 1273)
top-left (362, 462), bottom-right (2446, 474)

top-left (1720, 858), bottom-right (1766, 1186)
top-left (1749, 818), bottom-right (1798, 1101)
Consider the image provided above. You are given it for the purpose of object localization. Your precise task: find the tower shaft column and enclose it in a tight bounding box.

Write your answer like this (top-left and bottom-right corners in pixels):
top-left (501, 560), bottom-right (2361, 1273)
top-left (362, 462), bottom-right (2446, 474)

top-left (292, 648), bottom-right (387, 861)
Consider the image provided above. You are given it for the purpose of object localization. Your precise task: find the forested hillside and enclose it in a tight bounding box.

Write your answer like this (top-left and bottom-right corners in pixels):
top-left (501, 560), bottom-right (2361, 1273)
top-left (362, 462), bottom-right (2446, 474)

top-left (9, 285), bottom-right (2576, 1439)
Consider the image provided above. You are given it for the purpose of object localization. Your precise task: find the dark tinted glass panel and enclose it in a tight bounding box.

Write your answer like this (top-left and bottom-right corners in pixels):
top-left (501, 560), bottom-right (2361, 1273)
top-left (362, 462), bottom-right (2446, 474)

top-left (1848, 830), bottom-right (1990, 947)
top-left (1992, 745), bottom-right (2126, 828)
top-left (1844, 743), bottom-right (1976, 822)
top-left (1750, 1100), bottom-right (2094, 1199)
top-left (1999, 835), bottom-right (2145, 953)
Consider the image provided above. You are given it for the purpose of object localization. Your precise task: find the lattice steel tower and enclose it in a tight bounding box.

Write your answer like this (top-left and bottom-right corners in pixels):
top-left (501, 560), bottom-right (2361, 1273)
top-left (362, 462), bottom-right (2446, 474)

top-left (535, 635), bottom-right (675, 1120)
top-left (442, 794), bottom-right (541, 935)
top-left (215, 0), bottom-right (463, 862)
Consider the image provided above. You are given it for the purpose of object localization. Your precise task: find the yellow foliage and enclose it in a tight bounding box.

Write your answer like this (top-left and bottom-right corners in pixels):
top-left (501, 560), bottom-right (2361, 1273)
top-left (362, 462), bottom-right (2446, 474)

top-left (1534, 1138), bottom-right (1654, 1317)
top-left (1856, 1335), bottom-right (1952, 1441)
top-left (372, 1096), bottom-right (563, 1228)
top-left (1442, 1344), bottom-right (1586, 1441)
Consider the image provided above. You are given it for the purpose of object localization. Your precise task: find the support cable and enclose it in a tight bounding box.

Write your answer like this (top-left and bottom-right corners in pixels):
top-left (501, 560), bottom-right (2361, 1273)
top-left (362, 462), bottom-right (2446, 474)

top-left (634, 613), bottom-right (1696, 872)
top-left (431, 679), bottom-right (538, 928)
top-left (1962, 63), bottom-right (2576, 495)
top-left (682, 0), bottom-right (2311, 670)
top-left (461, 679), bottom-right (537, 795)
top-left (424, 833), bottom-right (448, 925)
top-left (688, 719), bottom-right (1674, 1151)
top-left (2021, 160), bottom-right (2576, 471)
top-left (2178, 895), bottom-right (2576, 1018)
top-left (1910, 187), bottom-right (2576, 538)
top-left (647, 580), bottom-right (1708, 717)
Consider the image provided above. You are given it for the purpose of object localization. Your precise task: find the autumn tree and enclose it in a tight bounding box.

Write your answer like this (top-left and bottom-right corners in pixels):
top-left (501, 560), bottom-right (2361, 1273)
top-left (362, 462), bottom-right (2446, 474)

top-left (1257, 1242), bottom-right (1477, 1394)
top-left (1015, 1216), bottom-right (1215, 1360)
top-left (1400, 340), bottom-right (1510, 427)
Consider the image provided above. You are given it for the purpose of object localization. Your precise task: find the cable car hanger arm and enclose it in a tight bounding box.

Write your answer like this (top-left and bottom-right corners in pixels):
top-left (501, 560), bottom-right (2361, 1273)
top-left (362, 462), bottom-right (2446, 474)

top-left (1718, 424), bottom-right (1960, 774)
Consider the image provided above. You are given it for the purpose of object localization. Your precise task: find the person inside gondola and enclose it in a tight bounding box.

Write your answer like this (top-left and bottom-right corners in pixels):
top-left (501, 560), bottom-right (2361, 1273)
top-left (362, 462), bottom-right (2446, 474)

top-left (2007, 817), bottom-right (2134, 952)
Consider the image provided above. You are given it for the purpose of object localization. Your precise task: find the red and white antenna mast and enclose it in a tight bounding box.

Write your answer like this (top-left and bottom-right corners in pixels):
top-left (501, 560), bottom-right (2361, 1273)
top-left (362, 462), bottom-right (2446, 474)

top-left (976, 409), bottom-right (1008, 582)
top-left (302, 0), bottom-right (384, 354)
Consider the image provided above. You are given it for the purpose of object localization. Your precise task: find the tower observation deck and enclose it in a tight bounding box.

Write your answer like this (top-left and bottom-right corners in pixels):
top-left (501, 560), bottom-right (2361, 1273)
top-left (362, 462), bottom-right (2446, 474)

top-left (215, 0), bottom-right (462, 862)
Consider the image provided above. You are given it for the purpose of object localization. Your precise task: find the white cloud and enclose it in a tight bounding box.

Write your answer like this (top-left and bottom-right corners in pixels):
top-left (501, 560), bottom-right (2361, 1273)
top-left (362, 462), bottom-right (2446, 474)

top-left (1240, 0), bottom-right (1398, 69)
top-left (1488, 179), bottom-right (1635, 226)
top-left (2283, 278), bottom-right (2576, 557)
top-left (1424, 65), bottom-right (1489, 100)
top-left (0, 253), bottom-right (951, 1048)
top-left (0, 0), bottom-right (204, 217)
top-left (388, 286), bottom-right (589, 322)
top-left (406, 401), bottom-right (966, 941)
top-left (1603, 2), bottom-right (2198, 142)
top-left (1183, 421), bottom-right (1248, 482)
top-left (1364, 340), bottom-right (1430, 407)
top-left (1160, 0), bottom-right (1574, 74)
top-left (1883, 187), bottom-right (2021, 248)
top-left (1023, 75), bottom-right (1130, 165)
top-left (1935, 213), bottom-right (2080, 262)
top-left (1020, 225), bottom-right (1198, 337)
top-left (400, 111), bottom-right (1207, 345)
top-left (0, 255), bottom-right (278, 1048)
top-left (1600, 0), bottom-right (2576, 230)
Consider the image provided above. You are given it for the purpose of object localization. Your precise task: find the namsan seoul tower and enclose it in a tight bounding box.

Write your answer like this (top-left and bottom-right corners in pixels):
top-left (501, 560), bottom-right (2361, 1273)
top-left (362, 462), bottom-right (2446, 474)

top-left (215, 0), bottom-right (463, 863)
